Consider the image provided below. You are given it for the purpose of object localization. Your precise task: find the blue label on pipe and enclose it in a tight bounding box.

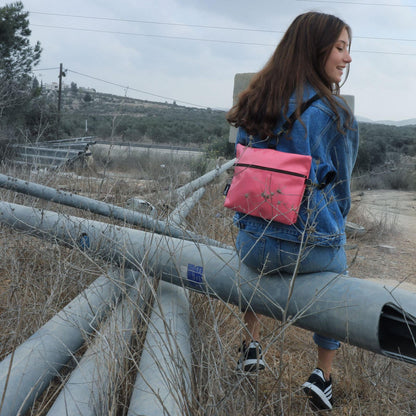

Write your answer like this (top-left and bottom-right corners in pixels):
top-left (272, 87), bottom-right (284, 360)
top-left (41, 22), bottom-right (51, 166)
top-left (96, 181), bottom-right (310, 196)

top-left (187, 264), bottom-right (204, 290)
top-left (78, 233), bottom-right (90, 250)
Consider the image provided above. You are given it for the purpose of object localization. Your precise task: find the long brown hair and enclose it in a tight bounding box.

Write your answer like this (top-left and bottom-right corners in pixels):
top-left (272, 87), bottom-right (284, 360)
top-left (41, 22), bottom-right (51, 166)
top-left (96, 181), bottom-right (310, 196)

top-left (226, 12), bottom-right (353, 139)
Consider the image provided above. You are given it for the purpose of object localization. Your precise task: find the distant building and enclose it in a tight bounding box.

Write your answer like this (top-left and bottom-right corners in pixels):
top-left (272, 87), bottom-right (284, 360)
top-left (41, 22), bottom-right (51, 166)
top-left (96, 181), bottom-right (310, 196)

top-left (43, 83), bottom-right (96, 94)
top-left (79, 87), bottom-right (97, 93)
top-left (44, 82), bottom-right (61, 91)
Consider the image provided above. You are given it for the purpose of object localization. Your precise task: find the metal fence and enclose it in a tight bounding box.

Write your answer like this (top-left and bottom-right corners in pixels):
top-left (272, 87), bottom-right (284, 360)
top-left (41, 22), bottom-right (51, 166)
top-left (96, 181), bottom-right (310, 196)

top-left (11, 137), bottom-right (96, 169)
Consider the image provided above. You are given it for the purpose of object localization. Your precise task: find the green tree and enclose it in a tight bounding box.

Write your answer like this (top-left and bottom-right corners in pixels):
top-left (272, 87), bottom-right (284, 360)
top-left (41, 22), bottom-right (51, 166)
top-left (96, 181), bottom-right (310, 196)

top-left (83, 92), bottom-right (92, 102)
top-left (0, 2), bottom-right (42, 116)
top-left (206, 135), bottom-right (234, 158)
top-left (70, 82), bottom-right (78, 94)
top-left (31, 76), bottom-right (41, 97)
top-left (355, 134), bottom-right (387, 172)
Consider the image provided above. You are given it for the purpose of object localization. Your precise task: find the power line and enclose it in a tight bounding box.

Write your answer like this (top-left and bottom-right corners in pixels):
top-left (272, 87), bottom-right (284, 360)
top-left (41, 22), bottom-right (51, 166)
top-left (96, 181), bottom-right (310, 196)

top-left (29, 11), bottom-right (284, 34)
top-left (29, 12), bottom-right (416, 42)
top-left (33, 67), bottom-right (60, 71)
top-left (356, 35), bottom-right (416, 42)
top-left (31, 24), bottom-right (274, 47)
top-left (32, 66), bottom-right (213, 108)
top-left (297, 0), bottom-right (416, 7)
top-left (355, 49), bottom-right (416, 56)
top-left (67, 69), bottom-right (209, 108)
top-left (30, 24), bottom-right (416, 56)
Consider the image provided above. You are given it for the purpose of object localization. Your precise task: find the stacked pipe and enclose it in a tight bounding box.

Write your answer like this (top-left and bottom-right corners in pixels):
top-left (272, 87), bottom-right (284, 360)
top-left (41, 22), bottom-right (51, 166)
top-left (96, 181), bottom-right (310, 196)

top-left (0, 201), bottom-right (416, 365)
top-left (0, 173), bottom-right (228, 248)
top-left (0, 268), bottom-right (141, 415)
top-left (0, 170), bottom-right (212, 414)
top-left (46, 275), bottom-right (151, 415)
top-left (2, 161), bottom-right (416, 415)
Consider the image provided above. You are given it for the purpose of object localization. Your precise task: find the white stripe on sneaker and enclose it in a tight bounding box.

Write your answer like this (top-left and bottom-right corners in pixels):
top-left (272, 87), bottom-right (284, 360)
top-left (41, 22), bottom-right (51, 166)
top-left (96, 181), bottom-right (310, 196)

top-left (302, 382), bottom-right (333, 410)
top-left (324, 385), bottom-right (332, 397)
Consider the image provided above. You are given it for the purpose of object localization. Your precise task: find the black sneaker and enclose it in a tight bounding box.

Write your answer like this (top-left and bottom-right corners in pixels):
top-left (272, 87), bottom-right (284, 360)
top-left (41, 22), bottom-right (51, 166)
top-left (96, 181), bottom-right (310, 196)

top-left (302, 368), bottom-right (333, 411)
top-left (236, 340), bottom-right (265, 372)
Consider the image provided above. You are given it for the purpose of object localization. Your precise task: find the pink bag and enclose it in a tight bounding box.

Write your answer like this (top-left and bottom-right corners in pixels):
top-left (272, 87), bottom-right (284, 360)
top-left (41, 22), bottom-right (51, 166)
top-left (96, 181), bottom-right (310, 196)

top-left (224, 143), bottom-right (311, 225)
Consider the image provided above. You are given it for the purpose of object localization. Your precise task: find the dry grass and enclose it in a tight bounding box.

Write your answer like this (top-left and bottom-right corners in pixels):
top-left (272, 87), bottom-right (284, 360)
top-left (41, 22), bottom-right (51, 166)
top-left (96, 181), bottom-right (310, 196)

top-left (188, 293), bottom-right (416, 415)
top-left (1, 157), bottom-right (416, 415)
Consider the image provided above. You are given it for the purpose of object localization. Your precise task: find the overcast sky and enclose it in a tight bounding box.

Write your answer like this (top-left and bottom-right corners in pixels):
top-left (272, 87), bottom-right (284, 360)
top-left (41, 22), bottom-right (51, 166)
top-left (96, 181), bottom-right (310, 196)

top-left (18, 0), bottom-right (416, 122)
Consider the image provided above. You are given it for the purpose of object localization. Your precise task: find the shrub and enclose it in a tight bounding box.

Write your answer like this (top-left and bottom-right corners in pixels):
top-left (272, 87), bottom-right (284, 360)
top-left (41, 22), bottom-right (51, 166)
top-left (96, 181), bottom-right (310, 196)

top-left (352, 155), bottom-right (416, 191)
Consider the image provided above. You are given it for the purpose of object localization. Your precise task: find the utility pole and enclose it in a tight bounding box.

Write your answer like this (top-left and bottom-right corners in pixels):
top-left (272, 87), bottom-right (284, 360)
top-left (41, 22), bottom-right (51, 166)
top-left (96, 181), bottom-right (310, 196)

top-left (57, 63), bottom-right (66, 139)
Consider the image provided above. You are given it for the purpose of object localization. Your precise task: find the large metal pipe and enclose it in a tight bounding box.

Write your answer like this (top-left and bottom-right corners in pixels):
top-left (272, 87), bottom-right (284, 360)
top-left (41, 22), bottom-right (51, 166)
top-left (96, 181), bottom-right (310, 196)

top-left (49, 186), bottom-right (202, 414)
top-left (0, 268), bottom-right (140, 416)
top-left (168, 187), bottom-right (205, 227)
top-left (174, 158), bottom-right (235, 201)
top-left (128, 281), bottom-right (192, 416)
top-left (0, 173), bottom-right (226, 248)
top-left (127, 189), bottom-right (200, 415)
top-left (1, 201), bottom-right (416, 366)
top-left (46, 274), bottom-right (150, 416)
top-left (127, 194), bottom-right (198, 415)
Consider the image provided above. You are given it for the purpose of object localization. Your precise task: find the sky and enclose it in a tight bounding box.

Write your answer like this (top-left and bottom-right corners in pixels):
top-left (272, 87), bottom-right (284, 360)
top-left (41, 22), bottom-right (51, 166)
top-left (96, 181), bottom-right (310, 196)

top-left (15, 0), bottom-right (416, 123)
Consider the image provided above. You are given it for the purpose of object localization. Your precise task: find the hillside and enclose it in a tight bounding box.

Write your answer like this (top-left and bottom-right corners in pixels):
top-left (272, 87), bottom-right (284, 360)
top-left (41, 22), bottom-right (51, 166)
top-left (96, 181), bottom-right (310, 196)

top-left (58, 87), bottom-right (230, 146)
top-left (357, 116), bottom-right (416, 127)
top-left (6, 85), bottom-right (415, 178)
top-left (58, 88), bottom-right (416, 178)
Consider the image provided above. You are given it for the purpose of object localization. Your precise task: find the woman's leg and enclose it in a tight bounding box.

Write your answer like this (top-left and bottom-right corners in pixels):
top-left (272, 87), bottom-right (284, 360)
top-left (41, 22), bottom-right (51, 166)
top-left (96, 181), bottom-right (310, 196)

top-left (244, 309), bottom-right (261, 342)
top-left (238, 309), bottom-right (265, 371)
top-left (236, 228), bottom-right (265, 343)
top-left (313, 333), bottom-right (340, 379)
top-left (303, 335), bottom-right (339, 409)
top-left (317, 346), bottom-right (336, 381)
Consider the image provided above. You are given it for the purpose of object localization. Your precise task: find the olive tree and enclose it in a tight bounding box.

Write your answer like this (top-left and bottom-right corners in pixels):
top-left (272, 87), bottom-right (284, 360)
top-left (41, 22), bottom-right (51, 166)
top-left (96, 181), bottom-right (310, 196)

top-left (0, 2), bottom-right (44, 155)
top-left (0, 1), bottom-right (42, 121)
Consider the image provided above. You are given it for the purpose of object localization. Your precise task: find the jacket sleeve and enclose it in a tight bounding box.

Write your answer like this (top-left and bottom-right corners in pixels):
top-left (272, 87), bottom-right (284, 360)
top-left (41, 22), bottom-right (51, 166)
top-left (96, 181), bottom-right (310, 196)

top-left (327, 117), bottom-right (359, 217)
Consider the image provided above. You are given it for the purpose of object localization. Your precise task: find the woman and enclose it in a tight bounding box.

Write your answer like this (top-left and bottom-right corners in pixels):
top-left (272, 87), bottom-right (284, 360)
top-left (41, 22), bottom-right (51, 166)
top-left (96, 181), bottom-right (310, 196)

top-left (226, 11), bottom-right (359, 411)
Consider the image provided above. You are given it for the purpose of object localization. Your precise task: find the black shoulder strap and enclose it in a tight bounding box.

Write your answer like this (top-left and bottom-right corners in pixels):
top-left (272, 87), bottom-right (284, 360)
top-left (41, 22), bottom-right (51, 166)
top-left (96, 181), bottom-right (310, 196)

top-left (276, 93), bottom-right (320, 139)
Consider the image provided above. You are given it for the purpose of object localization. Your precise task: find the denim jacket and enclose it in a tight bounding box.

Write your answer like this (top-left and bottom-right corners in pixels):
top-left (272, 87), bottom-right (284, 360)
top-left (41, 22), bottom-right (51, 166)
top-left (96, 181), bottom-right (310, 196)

top-left (234, 89), bottom-right (359, 247)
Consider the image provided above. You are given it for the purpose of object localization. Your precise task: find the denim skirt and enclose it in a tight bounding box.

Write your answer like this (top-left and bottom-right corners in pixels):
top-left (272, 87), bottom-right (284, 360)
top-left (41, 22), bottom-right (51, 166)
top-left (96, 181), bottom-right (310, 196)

top-left (236, 226), bottom-right (347, 350)
top-left (236, 227), bottom-right (347, 275)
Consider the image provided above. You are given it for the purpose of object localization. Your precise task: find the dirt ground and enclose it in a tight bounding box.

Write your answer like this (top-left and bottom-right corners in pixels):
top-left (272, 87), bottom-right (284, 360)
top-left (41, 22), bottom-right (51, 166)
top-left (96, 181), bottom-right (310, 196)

top-left (346, 189), bottom-right (416, 292)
